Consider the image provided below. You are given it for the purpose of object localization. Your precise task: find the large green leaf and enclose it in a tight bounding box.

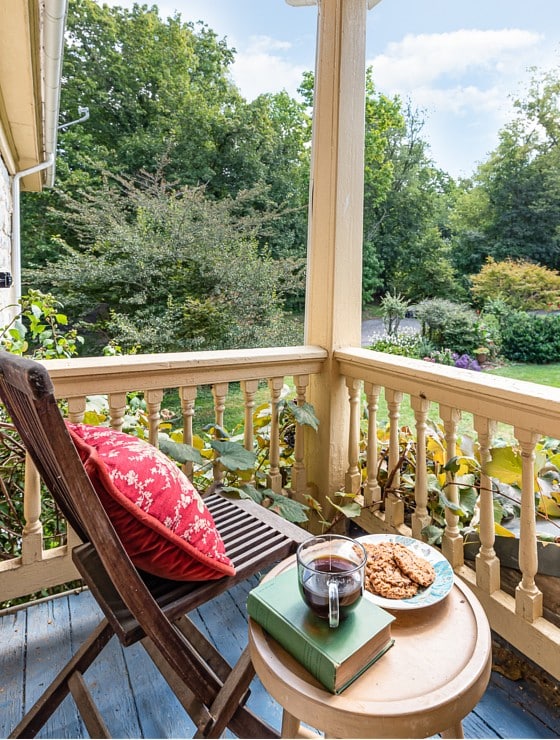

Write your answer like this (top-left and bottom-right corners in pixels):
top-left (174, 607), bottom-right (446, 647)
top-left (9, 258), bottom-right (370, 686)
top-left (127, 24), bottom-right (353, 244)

top-left (210, 440), bottom-right (257, 471)
top-left (438, 491), bottom-right (467, 517)
top-left (266, 490), bottom-right (309, 523)
top-left (326, 496), bottom-right (362, 519)
top-left (484, 446), bottom-right (523, 486)
top-left (287, 400), bottom-right (319, 431)
top-left (458, 482), bottom-right (478, 517)
top-left (158, 436), bottom-right (204, 465)
top-left (421, 524), bottom-right (443, 545)
top-left (220, 484), bottom-right (265, 505)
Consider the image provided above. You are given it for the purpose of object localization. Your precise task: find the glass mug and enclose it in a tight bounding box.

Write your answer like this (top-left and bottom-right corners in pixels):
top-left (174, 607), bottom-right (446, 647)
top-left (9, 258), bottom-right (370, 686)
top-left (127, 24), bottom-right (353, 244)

top-left (296, 535), bottom-right (367, 628)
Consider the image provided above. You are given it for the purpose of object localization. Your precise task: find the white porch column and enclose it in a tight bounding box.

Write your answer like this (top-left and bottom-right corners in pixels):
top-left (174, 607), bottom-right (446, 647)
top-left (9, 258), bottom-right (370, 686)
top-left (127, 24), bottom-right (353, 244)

top-left (288, 0), bottom-right (378, 520)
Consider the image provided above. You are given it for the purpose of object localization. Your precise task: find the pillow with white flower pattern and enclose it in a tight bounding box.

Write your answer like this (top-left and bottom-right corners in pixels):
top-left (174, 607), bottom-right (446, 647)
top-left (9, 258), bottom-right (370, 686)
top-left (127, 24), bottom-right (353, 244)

top-left (67, 423), bottom-right (235, 581)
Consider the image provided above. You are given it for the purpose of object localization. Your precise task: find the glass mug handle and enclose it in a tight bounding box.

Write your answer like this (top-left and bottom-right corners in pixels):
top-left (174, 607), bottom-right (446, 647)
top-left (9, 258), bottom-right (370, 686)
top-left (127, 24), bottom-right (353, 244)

top-left (328, 579), bottom-right (339, 628)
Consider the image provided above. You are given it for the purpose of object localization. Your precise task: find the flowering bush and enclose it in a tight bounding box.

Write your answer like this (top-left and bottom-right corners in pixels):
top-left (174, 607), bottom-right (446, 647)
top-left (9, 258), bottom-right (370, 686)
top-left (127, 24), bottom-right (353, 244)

top-left (453, 353), bottom-right (481, 371)
top-left (368, 328), bottom-right (432, 358)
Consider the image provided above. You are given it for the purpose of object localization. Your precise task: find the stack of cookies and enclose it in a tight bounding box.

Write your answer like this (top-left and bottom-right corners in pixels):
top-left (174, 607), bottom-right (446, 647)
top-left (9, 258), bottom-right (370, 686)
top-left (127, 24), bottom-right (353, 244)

top-left (359, 541), bottom-right (436, 599)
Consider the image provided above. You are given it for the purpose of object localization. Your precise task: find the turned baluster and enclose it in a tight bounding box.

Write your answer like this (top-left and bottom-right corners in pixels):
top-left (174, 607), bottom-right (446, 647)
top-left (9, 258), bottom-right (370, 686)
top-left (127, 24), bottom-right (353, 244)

top-left (363, 382), bottom-right (382, 508)
top-left (145, 389), bottom-right (163, 448)
top-left (109, 392), bottom-right (127, 431)
top-left (212, 382), bottom-right (229, 484)
top-left (181, 386), bottom-right (197, 479)
top-left (267, 377), bottom-right (284, 493)
top-left (345, 377), bottom-right (362, 495)
top-left (411, 395), bottom-right (431, 540)
top-left (514, 428), bottom-right (543, 622)
top-left (473, 415), bottom-right (500, 594)
top-left (21, 454), bottom-right (43, 564)
top-left (440, 405), bottom-right (464, 567)
top-left (241, 379), bottom-right (258, 485)
top-left (67, 396), bottom-right (86, 423)
top-left (291, 374), bottom-right (309, 496)
top-left (385, 389), bottom-right (404, 527)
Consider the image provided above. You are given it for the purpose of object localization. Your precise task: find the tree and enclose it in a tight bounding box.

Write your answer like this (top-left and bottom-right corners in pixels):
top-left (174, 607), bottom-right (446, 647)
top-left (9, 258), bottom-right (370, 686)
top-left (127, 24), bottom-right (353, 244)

top-left (451, 67), bottom-right (560, 277)
top-left (362, 80), bottom-right (460, 303)
top-left (23, 174), bottom-right (301, 354)
top-left (22, 0), bottom-right (311, 274)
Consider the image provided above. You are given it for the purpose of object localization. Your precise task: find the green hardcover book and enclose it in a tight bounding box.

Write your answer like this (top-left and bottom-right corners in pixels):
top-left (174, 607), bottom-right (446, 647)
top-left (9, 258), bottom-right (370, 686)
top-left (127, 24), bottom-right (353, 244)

top-left (247, 566), bottom-right (395, 694)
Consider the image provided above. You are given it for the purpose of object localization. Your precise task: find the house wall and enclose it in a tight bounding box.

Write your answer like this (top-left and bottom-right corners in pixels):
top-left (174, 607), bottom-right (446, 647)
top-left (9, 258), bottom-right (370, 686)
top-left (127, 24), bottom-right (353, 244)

top-left (0, 156), bottom-right (15, 323)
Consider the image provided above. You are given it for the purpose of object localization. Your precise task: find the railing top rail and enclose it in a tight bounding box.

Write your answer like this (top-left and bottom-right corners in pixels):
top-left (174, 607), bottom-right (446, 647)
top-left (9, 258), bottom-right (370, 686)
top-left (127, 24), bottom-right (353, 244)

top-left (42, 345), bottom-right (328, 395)
top-left (336, 346), bottom-right (560, 435)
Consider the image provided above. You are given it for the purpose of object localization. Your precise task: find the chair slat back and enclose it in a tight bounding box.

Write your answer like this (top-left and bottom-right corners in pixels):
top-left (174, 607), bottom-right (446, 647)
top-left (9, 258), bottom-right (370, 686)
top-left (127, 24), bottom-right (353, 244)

top-left (0, 352), bottom-right (94, 542)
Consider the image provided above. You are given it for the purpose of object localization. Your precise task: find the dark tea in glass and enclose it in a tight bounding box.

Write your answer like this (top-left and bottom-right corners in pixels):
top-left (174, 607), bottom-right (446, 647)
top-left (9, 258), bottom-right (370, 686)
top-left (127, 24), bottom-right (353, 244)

top-left (296, 535), bottom-right (366, 628)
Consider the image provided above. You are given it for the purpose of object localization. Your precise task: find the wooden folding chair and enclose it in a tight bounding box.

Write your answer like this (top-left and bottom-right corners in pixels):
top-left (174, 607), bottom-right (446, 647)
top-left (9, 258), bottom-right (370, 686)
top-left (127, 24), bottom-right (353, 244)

top-left (0, 352), bottom-right (309, 739)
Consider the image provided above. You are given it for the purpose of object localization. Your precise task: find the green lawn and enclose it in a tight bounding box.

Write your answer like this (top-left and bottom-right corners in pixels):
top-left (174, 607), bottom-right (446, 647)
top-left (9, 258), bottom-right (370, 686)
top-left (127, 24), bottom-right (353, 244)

top-left (485, 363), bottom-right (560, 388)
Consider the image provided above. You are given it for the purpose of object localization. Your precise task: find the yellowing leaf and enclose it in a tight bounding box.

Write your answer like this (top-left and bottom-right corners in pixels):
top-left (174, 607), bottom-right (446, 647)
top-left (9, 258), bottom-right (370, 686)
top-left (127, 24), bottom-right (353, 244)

top-left (192, 434), bottom-right (205, 451)
top-left (538, 495), bottom-right (560, 518)
top-left (484, 447), bottom-right (523, 487)
top-left (427, 436), bottom-right (445, 466)
top-left (494, 523), bottom-right (516, 538)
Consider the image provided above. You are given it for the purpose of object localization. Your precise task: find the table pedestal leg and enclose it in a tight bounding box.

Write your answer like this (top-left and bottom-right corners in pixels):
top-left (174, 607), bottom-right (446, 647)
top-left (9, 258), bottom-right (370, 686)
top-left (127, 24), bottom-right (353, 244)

top-left (281, 710), bottom-right (301, 738)
top-left (281, 710), bottom-right (322, 738)
top-left (441, 721), bottom-right (464, 739)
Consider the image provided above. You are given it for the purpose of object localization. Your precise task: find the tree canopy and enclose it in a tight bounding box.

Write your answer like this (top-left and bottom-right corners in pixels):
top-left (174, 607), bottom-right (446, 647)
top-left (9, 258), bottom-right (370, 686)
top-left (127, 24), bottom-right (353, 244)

top-left (19, 1), bottom-right (560, 355)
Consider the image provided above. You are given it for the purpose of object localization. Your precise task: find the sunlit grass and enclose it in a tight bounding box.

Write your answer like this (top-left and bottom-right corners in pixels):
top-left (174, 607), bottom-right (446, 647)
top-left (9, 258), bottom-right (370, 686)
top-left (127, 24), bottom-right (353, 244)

top-left (485, 363), bottom-right (560, 388)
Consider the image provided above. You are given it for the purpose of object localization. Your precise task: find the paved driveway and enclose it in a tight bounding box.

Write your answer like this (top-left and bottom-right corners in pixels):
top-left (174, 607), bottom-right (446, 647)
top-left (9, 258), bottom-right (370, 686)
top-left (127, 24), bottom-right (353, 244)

top-left (361, 318), bottom-right (420, 346)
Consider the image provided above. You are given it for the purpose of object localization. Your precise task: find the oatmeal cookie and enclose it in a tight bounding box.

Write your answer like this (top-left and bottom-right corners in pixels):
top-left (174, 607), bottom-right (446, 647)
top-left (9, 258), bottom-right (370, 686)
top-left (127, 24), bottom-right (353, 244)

top-left (367, 560), bottom-right (419, 599)
top-left (358, 540), bottom-right (436, 599)
top-left (362, 542), bottom-right (419, 599)
top-left (392, 542), bottom-right (436, 588)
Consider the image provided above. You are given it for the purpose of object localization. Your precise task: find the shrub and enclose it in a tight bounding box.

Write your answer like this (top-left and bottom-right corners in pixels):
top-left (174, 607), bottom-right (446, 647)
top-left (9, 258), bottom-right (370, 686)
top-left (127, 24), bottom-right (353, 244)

top-left (380, 291), bottom-right (410, 337)
top-left (470, 258), bottom-right (560, 310)
top-left (500, 311), bottom-right (560, 363)
top-left (414, 299), bottom-right (480, 355)
top-left (368, 329), bottom-right (431, 358)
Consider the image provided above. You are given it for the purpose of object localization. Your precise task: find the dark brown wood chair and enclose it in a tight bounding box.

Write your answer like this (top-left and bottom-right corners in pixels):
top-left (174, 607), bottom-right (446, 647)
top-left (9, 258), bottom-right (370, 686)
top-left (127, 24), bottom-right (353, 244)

top-left (0, 352), bottom-right (309, 739)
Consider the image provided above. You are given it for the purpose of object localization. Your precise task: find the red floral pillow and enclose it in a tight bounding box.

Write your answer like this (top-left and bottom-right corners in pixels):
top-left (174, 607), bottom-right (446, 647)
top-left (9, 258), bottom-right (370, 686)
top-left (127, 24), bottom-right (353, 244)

top-left (66, 423), bottom-right (235, 581)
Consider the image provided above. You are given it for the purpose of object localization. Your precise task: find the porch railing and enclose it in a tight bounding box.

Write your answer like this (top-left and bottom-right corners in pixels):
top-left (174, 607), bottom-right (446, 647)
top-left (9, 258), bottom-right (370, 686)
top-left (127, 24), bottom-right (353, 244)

top-left (1, 344), bottom-right (559, 683)
top-left (0, 346), bottom-right (327, 603)
top-left (337, 346), bottom-right (560, 682)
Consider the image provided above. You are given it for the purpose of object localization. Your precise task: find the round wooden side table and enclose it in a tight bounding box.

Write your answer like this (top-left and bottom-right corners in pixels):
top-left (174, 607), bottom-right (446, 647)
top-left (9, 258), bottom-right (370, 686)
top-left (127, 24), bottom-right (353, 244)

top-left (248, 557), bottom-right (492, 739)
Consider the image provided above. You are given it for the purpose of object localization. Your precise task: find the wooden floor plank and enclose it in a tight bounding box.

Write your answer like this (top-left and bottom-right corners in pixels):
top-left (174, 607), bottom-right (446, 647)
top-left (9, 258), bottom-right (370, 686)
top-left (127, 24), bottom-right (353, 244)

top-left (83, 628), bottom-right (143, 737)
top-left (24, 597), bottom-right (84, 739)
top-left (472, 681), bottom-right (558, 739)
top-left (1, 582), bottom-right (559, 740)
top-left (121, 639), bottom-right (197, 738)
top-left (193, 578), bottom-right (284, 734)
top-left (490, 671), bottom-right (560, 736)
top-left (0, 608), bottom-right (26, 736)
top-left (463, 709), bottom-right (500, 738)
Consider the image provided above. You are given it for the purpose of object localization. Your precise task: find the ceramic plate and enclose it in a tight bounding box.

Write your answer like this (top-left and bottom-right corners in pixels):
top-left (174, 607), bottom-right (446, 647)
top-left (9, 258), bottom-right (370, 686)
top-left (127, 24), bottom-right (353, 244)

top-left (357, 534), bottom-right (454, 610)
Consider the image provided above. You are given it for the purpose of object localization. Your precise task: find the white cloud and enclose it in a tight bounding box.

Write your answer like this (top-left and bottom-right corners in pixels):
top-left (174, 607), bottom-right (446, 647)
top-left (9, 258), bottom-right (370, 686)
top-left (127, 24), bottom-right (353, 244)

top-left (369, 29), bottom-right (543, 90)
top-left (231, 36), bottom-right (308, 100)
top-left (365, 28), bottom-right (556, 176)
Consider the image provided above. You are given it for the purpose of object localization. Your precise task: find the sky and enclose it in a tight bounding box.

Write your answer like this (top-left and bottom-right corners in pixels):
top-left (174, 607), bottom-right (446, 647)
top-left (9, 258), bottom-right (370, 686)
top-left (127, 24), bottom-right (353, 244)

top-left (100, 0), bottom-right (560, 179)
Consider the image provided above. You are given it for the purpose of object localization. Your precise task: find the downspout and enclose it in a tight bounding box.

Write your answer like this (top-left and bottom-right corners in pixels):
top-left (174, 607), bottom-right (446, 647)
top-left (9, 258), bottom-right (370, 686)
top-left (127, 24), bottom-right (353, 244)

top-left (43, 0), bottom-right (68, 188)
top-left (11, 154), bottom-right (55, 302)
top-left (9, 0), bottom-right (67, 304)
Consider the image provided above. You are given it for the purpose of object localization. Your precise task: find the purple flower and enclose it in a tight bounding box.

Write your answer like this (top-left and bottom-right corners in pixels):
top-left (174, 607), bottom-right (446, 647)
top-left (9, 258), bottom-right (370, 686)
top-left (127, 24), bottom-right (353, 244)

top-left (454, 354), bottom-right (482, 371)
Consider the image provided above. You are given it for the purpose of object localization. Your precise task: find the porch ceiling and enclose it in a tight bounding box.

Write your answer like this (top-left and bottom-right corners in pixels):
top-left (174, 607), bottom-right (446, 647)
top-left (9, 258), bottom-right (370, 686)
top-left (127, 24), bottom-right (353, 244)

top-left (0, 0), bottom-right (43, 189)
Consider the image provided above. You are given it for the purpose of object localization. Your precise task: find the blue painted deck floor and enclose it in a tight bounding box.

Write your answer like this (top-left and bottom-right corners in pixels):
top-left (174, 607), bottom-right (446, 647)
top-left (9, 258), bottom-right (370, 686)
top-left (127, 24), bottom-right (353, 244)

top-left (1, 577), bottom-right (558, 739)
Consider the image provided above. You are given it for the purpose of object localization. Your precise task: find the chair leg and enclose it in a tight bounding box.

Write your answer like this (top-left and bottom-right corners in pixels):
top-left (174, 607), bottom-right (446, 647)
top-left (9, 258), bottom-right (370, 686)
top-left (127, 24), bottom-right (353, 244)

top-left (143, 620), bottom-right (279, 739)
top-left (67, 671), bottom-right (111, 739)
top-left (196, 646), bottom-right (256, 739)
top-left (10, 619), bottom-right (114, 739)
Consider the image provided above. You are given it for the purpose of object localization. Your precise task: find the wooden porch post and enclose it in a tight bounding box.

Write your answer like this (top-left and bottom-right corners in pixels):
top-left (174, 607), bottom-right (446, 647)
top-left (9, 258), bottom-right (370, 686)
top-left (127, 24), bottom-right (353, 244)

top-left (288, 0), bottom-right (379, 522)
